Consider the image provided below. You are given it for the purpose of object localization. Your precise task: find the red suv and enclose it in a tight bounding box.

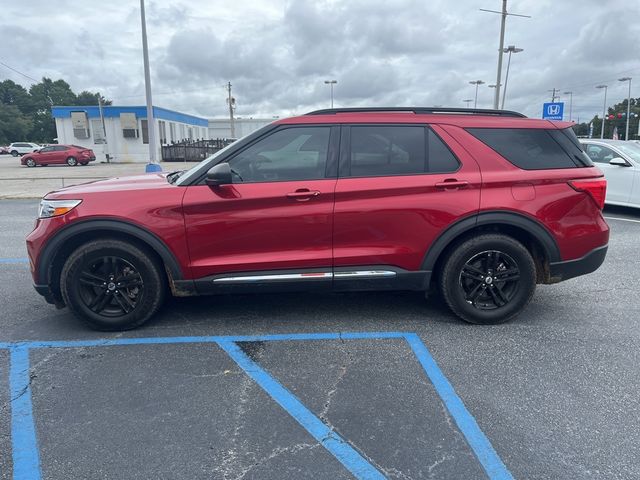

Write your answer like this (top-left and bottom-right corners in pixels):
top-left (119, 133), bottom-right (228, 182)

top-left (21, 144), bottom-right (96, 167)
top-left (26, 108), bottom-right (609, 330)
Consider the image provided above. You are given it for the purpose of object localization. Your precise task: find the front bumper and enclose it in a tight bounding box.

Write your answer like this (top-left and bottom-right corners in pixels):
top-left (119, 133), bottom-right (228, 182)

top-left (549, 244), bottom-right (608, 283)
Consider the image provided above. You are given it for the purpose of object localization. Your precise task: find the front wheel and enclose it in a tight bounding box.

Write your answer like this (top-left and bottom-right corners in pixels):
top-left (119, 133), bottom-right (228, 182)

top-left (60, 239), bottom-right (166, 330)
top-left (25, 158), bottom-right (36, 167)
top-left (439, 234), bottom-right (536, 325)
top-left (66, 156), bottom-right (78, 166)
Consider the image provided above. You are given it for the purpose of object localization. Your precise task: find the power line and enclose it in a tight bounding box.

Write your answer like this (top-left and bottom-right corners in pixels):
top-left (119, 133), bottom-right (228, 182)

top-left (0, 60), bottom-right (39, 83)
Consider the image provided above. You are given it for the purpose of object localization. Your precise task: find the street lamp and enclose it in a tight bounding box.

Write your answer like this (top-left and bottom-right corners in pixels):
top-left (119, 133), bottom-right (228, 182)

top-left (618, 77), bottom-right (632, 140)
top-left (563, 91), bottom-right (573, 122)
top-left (501, 45), bottom-right (523, 109)
top-left (140, 0), bottom-right (160, 172)
top-left (596, 85), bottom-right (608, 139)
top-left (463, 99), bottom-right (473, 108)
top-left (324, 80), bottom-right (337, 108)
top-left (469, 80), bottom-right (485, 108)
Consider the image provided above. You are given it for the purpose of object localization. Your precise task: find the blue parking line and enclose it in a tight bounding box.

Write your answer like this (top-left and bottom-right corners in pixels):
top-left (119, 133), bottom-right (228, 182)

top-left (9, 347), bottom-right (41, 480)
top-left (1, 331), bottom-right (513, 479)
top-left (405, 333), bottom-right (514, 480)
top-left (218, 340), bottom-right (385, 480)
top-left (0, 258), bottom-right (29, 264)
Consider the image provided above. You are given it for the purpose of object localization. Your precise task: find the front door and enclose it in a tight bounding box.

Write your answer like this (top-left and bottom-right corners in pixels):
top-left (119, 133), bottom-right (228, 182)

top-left (182, 125), bottom-right (339, 285)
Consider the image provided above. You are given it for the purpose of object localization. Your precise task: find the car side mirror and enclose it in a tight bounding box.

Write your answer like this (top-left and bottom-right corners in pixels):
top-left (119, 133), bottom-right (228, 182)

top-left (205, 162), bottom-right (233, 186)
top-left (609, 157), bottom-right (630, 167)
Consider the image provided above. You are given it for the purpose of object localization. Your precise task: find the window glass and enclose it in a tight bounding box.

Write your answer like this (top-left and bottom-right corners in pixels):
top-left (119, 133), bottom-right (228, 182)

top-left (467, 128), bottom-right (583, 169)
top-left (349, 126), bottom-right (426, 176)
top-left (229, 127), bottom-right (330, 182)
top-left (40, 146), bottom-right (54, 152)
top-left (427, 129), bottom-right (460, 173)
top-left (54, 146), bottom-right (69, 151)
top-left (585, 144), bottom-right (617, 164)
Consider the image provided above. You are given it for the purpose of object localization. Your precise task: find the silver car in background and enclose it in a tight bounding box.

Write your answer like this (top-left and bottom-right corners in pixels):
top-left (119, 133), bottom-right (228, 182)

top-left (580, 139), bottom-right (640, 209)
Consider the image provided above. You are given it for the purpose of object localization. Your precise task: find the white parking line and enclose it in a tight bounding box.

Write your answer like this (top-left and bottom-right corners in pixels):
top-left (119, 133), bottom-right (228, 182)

top-left (604, 216), bottom-right (640, 224)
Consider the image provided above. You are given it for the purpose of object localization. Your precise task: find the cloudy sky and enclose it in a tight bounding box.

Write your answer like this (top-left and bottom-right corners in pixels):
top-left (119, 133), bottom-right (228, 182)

top-left (1, 0), bottom-right (639, 122)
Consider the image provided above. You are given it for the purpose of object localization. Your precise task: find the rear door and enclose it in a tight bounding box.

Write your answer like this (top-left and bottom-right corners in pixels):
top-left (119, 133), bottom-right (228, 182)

top-left (182, 125), bottom-right (339, 284)
top-left (333, 124), bottom-right (481, 275)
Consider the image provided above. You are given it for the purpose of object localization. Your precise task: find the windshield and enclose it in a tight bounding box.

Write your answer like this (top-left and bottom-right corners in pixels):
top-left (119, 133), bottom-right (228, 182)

top-left (614, 142), bottom-right (640, 163)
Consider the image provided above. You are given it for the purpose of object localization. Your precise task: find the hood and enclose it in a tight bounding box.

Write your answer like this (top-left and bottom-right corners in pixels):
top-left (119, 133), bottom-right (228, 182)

top-left (45, 173), bottom-right (173, 198)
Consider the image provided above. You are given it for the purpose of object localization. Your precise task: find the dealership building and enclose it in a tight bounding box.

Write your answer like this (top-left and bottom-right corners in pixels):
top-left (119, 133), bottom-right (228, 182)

top-left (52, 105), bottom-right (209, 163)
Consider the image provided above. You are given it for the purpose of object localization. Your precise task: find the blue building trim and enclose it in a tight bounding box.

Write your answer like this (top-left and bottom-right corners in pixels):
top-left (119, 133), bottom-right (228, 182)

top-left (51, 105), bottom-right (208, 127)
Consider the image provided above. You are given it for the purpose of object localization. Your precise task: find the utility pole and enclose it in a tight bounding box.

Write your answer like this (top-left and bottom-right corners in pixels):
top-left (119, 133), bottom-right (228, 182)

top-left (548, 88), bottom-right (559, 102)
top-left (140, 0), bottom-right (160, 172)
top-left (98, 95), bottom-right (110, 163)
top-left (227, 81), bottom-right (236, 139)
top-left (480, 1), bottom-right (530, 109)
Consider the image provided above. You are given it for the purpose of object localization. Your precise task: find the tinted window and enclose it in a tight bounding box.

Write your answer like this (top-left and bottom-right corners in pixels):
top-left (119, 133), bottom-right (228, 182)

top-left (467, 128), bottom-right (591, 170)
top-left (229, 127), bottom-right (330, 182)
top-left (348, 126), bottom-right (425, 176)
top-left (427, 129), bottom-right (460, 173)
top-left (40, 146), bottom-right (54, 152)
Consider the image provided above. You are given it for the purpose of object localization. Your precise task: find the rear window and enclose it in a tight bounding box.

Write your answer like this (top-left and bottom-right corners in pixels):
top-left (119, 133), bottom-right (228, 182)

top-left (466, 127), bottom-right (593, 170)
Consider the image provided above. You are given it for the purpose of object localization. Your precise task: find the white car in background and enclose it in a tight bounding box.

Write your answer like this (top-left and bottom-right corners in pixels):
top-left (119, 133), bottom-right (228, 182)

top-left (580, 139), bottom-right (640, 209)
top-left (9, 142), bottom-right (41, 156)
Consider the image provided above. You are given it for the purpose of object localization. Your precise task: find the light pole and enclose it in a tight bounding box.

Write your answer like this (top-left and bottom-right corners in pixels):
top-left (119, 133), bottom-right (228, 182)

top-left (469, 80), bottom-right (485, 108)
top-left (140, 0), bottom-right (160, 172)
top-left (596, 85), bottom-right (608, 139)
top-left (618, 77), bottom-right (632, 140)
top-left (501, 45), bottom-right (523, 109)
top-left (563, 91), bottom-right (573, 122)
top-left (463, 99), bottom-right (473, 108)
top-left (324, 80), bottom-right (337, 108)
top-left (480, 1), bottom-right (530, 109)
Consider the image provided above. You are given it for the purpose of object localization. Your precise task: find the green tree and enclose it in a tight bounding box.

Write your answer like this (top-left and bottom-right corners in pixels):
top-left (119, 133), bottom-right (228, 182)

top-left (573, 97), bottom-right (640, 140)
top-left (75, 91), bottom-right (112, 106)
top-left (0, 103), bottom-right (32, 144)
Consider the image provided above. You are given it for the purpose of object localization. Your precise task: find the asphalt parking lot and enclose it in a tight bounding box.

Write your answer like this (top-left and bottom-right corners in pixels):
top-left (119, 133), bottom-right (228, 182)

top-left (1, 199), bottom-right (639, 479)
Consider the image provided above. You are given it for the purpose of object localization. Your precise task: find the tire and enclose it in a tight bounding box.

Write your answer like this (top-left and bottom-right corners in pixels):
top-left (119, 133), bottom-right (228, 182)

top-left (80, 162), bottom-right (88, 166)
top-left (11, 150), bottom-right (19, 157)
top-left (66, 156), bottom-right (78, 166)
top-left (60, 239), bottom-right (166, 330)
top-left (25, 158), bottom-right (36, 167)
top-left (439, 234), bottom-right (536, 325)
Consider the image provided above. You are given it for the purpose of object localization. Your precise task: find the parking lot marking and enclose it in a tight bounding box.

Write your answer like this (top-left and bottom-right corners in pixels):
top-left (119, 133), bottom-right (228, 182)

top-left (9, 347), bottom-right (41, 480)
top-left (0, 258), bottom-right (29, 264)
top-left (604, 216), bottom-right (640, 224)
top-left (405, 333), bottom-right (513, 480)
top-left (219, 340), bottom-right (385, 479)
top-left (1, 332), bottom-right (514, 480)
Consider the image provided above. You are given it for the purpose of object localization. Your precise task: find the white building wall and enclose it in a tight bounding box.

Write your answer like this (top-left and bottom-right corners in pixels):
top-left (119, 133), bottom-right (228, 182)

top-left (208, 118), bottom-right (275, 139)
top-left (55, 115), bottom-right (208, 163)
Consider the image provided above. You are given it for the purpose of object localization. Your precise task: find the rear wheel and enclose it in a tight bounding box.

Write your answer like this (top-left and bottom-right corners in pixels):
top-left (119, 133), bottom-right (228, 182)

top-left (60, 239), bottom-right (166, 330)
top-left (439, 234), bottom-right (536, 324)
top-left (66, 156), bottom-right (78, 166)
top-left (11, 150), bottom-right (19, 157)
top-left (25, 158), bottom-right (36, 167)
top-left (80, 161), bottom-right (88, 166)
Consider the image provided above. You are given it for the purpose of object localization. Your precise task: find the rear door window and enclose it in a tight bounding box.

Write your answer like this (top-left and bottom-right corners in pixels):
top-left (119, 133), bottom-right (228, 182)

top-left (466, 127), bottom-right (593, 170)
top-left (344, 125), bottom-right (459, 177)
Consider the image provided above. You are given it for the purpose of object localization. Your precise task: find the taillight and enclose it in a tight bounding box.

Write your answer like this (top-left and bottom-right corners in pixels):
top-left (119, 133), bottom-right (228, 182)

top-left (568, 178), bottom-right (607, 210)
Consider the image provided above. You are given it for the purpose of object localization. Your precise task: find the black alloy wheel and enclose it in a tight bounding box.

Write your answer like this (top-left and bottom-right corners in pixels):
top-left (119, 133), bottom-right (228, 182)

top-left (440, 234), bottom-right (536, 325)
top-left (61, 239), bottom-right (165, 330)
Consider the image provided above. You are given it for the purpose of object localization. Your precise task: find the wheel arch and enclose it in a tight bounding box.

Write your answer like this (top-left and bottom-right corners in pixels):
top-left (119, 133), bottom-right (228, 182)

top-left (38, 219), bottom-right (184, 301)
top-left (422, 211), bottom-right (561, 285)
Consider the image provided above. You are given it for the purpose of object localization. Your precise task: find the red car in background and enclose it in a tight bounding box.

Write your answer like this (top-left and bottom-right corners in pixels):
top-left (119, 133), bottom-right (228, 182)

top-left (21, 144), bottom-right (96, 167)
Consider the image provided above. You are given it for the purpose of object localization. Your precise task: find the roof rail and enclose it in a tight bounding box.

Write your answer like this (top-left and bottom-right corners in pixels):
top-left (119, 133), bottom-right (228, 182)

top-left (305, 107), bottom-right (527, 118)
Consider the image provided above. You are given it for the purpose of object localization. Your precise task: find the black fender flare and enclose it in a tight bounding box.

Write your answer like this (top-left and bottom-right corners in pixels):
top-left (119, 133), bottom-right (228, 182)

top-left (420, 211), bottom-right (561, 271)
top-left (36, 219), bottom-right (184, 285)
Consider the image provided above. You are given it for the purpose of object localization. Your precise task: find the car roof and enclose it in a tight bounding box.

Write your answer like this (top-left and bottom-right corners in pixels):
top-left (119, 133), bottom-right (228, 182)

top-left (579, 139), bottom-right (632, 145)
top-left (276, 111), bottom-right (568, 129)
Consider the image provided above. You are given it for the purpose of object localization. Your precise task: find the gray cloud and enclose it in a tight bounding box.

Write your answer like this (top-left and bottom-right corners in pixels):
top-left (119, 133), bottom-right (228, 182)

top-left (0, 0), bottom-right (638, 123)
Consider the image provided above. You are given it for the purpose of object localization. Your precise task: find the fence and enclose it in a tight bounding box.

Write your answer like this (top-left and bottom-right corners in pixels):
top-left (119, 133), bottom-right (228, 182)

top-left (161, 139), bottom-right (234, 162)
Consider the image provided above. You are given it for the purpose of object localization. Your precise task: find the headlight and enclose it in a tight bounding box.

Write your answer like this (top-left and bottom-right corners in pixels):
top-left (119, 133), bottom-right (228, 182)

top-left (38, 199), bottom-right (82, 218)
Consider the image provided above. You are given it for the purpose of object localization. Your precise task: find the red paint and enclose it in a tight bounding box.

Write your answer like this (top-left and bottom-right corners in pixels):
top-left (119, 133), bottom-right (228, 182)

top-left (20, 145), bottom-right (96, 166)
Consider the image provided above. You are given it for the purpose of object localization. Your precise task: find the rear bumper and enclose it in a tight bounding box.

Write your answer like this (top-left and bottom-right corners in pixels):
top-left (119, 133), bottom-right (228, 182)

top-left (549, 244), bottom-right (608, 283)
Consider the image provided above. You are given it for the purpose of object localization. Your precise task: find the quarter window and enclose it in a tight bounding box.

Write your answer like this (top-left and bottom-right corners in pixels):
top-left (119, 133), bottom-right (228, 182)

top-left (228, 127), bottom-right (331, 182)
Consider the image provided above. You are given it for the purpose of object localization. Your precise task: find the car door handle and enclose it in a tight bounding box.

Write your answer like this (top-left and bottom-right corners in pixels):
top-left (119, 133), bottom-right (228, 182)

top-left (286, 189), bottom-right (321, 201)
top-left (435, 179), bottom-right (469, 190)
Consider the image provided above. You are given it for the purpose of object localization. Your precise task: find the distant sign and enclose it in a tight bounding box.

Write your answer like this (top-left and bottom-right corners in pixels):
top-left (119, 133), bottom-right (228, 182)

top-left (542, 102), bottom-right (564, 120)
